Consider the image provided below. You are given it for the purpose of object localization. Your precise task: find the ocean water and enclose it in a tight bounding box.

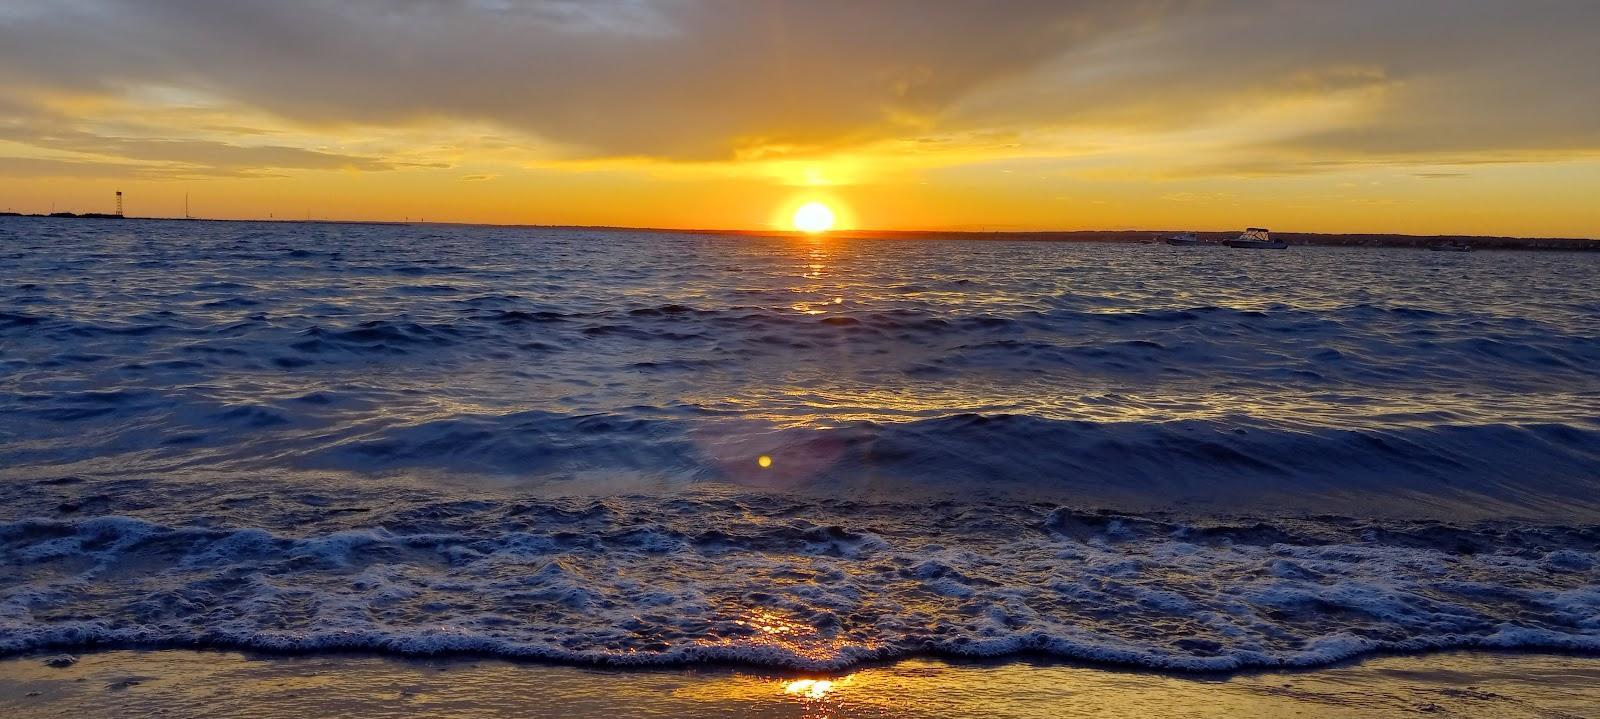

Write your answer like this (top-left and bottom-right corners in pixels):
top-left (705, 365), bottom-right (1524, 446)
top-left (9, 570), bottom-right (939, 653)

top-left (1, 217), bottom-right (1598, 671)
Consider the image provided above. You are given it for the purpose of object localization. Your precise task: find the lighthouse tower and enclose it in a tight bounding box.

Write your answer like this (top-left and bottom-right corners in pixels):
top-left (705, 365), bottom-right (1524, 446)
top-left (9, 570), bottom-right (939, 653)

top-left (115, 191), bottom-right (124, 217)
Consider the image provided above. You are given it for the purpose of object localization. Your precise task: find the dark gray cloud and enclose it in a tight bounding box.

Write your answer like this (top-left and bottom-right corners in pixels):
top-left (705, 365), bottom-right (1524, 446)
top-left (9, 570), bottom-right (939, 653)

top-left (1, 0), bottom-right (1598, 171)
top-left (0, 0), bottom-right (1157, 159)
top-left (947, 1), bottom-right (1600, 165)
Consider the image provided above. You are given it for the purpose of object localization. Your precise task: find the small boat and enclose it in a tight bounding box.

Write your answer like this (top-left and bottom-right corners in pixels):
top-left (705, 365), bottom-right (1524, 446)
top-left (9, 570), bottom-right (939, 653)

top-left (1224, 228), bottom-right (1287, 249)
top-left (1163, 232), bottom-right (1206, 246)
top-left (1428, 241), bottom-right (1472, 252)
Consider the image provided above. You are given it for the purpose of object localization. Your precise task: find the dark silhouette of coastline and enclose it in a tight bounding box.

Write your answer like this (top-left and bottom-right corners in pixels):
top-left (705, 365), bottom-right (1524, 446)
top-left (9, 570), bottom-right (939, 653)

top-left (2, 211), bottom-right (126, 220)
top-left (655, 226), bottom-right (1600, 251)
top-left (0, 211), bottom-right (406, 227)
top-left (1, 212), bottom-right (1594, 251)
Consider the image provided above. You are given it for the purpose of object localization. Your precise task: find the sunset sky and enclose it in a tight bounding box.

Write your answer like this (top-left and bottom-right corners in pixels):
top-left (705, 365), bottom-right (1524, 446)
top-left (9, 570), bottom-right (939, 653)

top-left (2, 1), bottom-right (1597, 236)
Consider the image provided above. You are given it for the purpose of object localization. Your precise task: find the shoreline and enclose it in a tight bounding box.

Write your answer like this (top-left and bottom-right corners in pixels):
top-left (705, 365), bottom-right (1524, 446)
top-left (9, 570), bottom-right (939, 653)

top-left (6, 641), bottom-right (1600, 678)
top-left (4, 648), bottom-right (1597, 717)
top-left (5, 634), bottom-right (1600, 677)
top-left (4, 212), bottom-right (1595, 250)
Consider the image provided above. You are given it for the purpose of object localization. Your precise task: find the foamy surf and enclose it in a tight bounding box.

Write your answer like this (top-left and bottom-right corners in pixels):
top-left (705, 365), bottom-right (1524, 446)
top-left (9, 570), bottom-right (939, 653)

top-left (3, 497), bottom-right (1598, 671)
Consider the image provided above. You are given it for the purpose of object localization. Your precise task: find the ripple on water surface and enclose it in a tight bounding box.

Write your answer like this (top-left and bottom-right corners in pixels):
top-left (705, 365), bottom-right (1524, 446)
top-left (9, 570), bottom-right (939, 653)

top-left (1, 219), bottom-right (1598, 670)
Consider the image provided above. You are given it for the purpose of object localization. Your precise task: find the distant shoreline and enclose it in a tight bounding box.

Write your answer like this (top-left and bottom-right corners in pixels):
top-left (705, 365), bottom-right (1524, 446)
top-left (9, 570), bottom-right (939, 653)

top-left (712, 227), bottom-right (1600, 251)
top-left (3, 211), bottom-right (1596, 251)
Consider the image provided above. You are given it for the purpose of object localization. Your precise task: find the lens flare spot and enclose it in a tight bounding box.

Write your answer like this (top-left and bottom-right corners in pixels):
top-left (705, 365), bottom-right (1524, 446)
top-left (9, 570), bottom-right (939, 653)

top-left (757, 454), bottom-right (773, 468)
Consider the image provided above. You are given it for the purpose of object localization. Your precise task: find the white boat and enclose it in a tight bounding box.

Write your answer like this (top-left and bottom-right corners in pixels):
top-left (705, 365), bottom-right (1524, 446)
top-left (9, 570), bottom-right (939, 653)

top-left (1163, 232), bottom-right (1206, 246)
top-left (1224, 228), bottom-right (1287, 249)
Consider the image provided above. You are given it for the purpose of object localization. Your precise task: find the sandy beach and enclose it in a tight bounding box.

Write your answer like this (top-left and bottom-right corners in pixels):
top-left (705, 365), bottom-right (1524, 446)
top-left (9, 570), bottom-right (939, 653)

top-left (3, 650), bottom-right (1598, 718)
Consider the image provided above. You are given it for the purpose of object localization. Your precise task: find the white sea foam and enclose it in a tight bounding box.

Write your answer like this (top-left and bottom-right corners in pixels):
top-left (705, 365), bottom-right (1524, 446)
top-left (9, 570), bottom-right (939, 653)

top-left (3, 502), bottom-right (1598, 670)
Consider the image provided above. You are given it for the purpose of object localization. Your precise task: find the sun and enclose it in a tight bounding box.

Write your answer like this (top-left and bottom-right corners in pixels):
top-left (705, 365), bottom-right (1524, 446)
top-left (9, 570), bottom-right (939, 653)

top-left (791, 202), bottom-right (836, 233)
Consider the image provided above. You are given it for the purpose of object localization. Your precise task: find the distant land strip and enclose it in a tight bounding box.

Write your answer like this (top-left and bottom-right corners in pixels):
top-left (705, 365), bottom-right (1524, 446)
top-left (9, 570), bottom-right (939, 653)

top-left (2, 211), bottom-right (1595, 250)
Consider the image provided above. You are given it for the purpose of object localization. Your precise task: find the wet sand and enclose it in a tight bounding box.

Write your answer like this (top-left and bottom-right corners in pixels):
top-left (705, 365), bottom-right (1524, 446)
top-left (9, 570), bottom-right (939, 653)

top-left (2, 650), bottom-right (1597, 718)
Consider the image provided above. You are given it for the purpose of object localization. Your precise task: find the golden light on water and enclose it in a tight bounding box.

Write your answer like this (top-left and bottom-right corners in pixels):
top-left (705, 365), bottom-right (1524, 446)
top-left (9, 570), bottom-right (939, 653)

top-left (702, 608), bottom-right (870, 672)
top-left (783, 678), bottom-right (836, 700)
top-left (792, 202), bottom-right (837, 233)
top-left (14, 649), bottom-right (1591, 717)
top-left (734, 609), bottom-right (808, 637)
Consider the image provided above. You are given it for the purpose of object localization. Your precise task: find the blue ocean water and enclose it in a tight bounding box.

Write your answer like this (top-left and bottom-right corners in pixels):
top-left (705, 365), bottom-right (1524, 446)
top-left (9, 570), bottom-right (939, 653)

top-left (2, 217), bottom-right (1598, 670)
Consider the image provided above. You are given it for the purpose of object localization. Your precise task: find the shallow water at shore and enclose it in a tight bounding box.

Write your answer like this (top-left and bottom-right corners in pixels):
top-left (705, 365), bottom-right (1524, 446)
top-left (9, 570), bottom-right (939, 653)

top-left (4, 650), bottom-right (1599, 718)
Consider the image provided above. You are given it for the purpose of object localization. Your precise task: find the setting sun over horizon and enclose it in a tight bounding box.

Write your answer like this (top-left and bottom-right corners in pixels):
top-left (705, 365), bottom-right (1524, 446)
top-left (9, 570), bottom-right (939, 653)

top-left (2, 2), bottom-right (1599, 238)
top-left (791, 202), bottom-right (837, 234)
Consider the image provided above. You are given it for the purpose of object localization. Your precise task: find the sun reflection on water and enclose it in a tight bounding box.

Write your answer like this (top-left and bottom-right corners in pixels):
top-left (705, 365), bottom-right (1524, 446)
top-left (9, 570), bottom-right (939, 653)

top-left (781, 674), bottom-right (857, 718)
top-left (734, 609), bottom-right (809, 637)
top-left (688, 608), bottom-right (874, 673)
top-left (783, 678), bottom-right (836, 699)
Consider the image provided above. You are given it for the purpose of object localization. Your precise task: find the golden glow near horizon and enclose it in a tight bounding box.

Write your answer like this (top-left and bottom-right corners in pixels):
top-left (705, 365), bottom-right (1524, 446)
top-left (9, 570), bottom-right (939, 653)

top-left (791, 202), bottom-right (836, 233)
top-left (1, 3), bottom-right (1598, 237)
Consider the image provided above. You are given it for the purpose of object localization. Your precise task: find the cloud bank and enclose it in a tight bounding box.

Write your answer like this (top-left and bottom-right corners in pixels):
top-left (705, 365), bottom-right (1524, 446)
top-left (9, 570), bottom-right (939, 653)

top-left (1, 0), bottom-right (1597, 179)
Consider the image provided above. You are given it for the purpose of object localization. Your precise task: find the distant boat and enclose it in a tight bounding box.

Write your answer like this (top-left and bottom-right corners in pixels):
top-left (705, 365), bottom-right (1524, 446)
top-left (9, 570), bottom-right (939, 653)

top-left (1163, 232), bottom-right (1207, 246)
top-left (1224, 228), bottom-right (1287, 249)
top-left (1428, 241), bottom-right (1472, 252)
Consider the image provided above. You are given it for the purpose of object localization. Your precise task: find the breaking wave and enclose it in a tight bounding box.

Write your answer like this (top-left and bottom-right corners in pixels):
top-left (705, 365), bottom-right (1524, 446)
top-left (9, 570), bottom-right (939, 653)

top-left (3, 501), bottom-right (1598, 671)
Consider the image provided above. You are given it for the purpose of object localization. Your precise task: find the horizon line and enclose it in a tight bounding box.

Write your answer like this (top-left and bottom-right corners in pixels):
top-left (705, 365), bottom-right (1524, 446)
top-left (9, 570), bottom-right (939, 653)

top-left (5, 211), bottom-right (1599, 243)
